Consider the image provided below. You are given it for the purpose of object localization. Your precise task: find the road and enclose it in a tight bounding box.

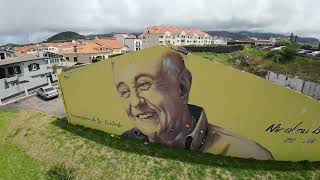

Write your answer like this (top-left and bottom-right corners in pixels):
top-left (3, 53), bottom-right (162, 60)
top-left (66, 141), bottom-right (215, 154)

top-left (5, 95), bottom-right (66, 117)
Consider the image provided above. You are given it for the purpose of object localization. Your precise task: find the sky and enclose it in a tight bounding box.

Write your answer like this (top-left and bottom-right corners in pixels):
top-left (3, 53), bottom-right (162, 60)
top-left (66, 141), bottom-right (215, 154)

top-left (0, 0), bottom-right (319, 45)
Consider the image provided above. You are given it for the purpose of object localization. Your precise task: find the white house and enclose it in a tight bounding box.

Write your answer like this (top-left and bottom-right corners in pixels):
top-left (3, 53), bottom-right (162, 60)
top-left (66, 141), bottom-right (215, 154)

top-left (115, 33), bottom-right (142, 51)
top-left (211, 37), bottom-right (228, 45)
top-left (0, 51), bottom-right (65, 103)
top-left (140, 26), bottom-right (212, 49)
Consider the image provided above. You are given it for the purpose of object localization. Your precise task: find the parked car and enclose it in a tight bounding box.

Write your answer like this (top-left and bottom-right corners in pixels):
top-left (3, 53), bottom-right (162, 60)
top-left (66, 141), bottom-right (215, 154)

top-left (271, 46), bottom-right (285, 51)
top-left (309, 51), bottom-right (320, 57)
top-left (37, 85), bottom-right (59, 100)
top-left (298, 49), bottom-right (313, 55)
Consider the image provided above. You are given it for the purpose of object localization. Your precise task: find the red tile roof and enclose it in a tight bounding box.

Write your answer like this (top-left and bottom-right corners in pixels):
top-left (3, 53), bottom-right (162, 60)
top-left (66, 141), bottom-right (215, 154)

top-left (142, 26), bottom-right (209, 37)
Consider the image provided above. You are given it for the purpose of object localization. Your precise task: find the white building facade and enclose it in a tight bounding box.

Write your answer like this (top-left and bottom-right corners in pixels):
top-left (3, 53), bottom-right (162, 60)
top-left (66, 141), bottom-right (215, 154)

top-left (115, 33), bottom-right (142, 52)
top-left (140, 26), bottom-right (212, 49)
top-left (0, 51), bottom-right (65, 103)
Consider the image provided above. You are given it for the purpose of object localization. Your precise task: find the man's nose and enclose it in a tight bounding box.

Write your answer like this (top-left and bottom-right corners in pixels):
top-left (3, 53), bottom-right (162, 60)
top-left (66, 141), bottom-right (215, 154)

top-left (130, 91), bottom-right (145, 107)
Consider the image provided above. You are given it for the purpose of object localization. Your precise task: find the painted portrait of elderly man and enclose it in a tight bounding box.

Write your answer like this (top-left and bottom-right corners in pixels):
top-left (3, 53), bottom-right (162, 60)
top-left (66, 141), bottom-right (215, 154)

top-left (112, 48), bottom-right (273, 160)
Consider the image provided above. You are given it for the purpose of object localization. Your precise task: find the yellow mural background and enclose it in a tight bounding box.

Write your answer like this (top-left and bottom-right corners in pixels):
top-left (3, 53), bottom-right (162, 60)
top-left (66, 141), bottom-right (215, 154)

top-left (59, 46), bottom-right (320, 161)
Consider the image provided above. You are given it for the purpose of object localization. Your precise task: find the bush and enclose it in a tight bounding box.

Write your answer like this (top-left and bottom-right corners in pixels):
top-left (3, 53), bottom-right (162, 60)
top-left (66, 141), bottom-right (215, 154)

top-left (92, 58), bottom-right (101, 63)
top-left (47, 165), bottom-right (76, 180)
top-left (265, 45), bottom-right (297, 63)
top-left (281, 45), bottom-right (297, 60)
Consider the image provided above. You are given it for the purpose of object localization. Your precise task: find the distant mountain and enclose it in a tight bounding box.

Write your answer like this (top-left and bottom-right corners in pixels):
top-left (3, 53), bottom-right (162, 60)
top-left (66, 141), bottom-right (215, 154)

top-left (84, 32), bottom-right (142, 39)
top-left (206, 31), bottom-right (319, 45)
top-left (46, 31), bottom-right (85, 42)
top-left (84, 33), bottom-right (114, 40)
top-left (0, 43), bottom-right (20, 50)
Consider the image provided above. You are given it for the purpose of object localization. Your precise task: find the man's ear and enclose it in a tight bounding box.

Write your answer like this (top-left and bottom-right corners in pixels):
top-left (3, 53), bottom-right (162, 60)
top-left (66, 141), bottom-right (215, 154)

top-left (180, 69), bottom-right (192, 104)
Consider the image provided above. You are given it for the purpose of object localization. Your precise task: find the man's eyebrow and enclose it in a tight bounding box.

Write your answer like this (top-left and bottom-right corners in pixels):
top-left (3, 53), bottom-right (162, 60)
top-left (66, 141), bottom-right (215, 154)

top-left (116, 82), bottom-right (127, 90)
top-left (134, 74), bottom-right (154, 82)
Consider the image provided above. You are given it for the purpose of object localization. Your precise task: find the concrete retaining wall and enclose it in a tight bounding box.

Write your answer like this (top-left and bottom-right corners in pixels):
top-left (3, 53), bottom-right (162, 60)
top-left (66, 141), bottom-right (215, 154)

top-left (266, 71), bottom-right (320, 100)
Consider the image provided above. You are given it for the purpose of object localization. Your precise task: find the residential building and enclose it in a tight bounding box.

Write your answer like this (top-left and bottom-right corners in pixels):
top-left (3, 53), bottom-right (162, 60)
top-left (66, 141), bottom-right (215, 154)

top-left (115, 33), bottom-right (142, 51)
top-left (140, 26), bottom-right (212, 49)
top-left (255, 40), bottom-right (275, 46)
top-left (62, 38), bottom-right (128, 64)
top-left (0, 51), bottom-right (65, 103)
top-left (211, 36), bottom-right (228, 45)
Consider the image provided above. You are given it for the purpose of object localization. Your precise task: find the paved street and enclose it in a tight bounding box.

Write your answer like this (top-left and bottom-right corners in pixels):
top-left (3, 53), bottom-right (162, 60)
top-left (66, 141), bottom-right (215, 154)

top-left (5, 95), bottom-right (66, 117)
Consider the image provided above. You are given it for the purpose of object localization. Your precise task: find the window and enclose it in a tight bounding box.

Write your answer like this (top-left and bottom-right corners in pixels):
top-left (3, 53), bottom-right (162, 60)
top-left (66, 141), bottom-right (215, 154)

top-left (159, 36), bottom-right (163, 38)
top-left (5, 53), bottom-right (12, 58)
top-left (66, 57), bottom-right (69, 61)
top-left (50, 59), bottom-right (54, 64)
top-left (8, 66), bottom-right (21, 75)
top-left (74, 57), bottom-right (78, 62)
top-left (0, 53), bottom-right (4, 60)
top-left (28, 63), bottom-right (40, 72)
top-left (0, 68), bottom-right (5, 79)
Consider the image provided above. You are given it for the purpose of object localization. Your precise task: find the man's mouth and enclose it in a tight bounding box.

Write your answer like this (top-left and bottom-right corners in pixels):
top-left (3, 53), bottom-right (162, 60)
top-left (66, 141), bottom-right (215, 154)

top-left (135, 111), bottom-right (157, 120)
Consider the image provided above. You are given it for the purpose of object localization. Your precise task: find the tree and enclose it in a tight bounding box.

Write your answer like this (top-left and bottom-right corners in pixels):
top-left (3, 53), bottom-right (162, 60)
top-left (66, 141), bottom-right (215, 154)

top-left (290, 32), bottom-right (294, 42)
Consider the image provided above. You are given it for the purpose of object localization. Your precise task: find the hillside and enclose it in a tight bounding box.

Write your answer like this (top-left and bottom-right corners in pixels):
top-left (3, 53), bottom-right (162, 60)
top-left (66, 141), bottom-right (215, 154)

top-left (46, 31), bottom-right (85, 42)
top-left (1, 109), bottom-right (320, 179)
top-left (207, 31), bottom-right (319, 45)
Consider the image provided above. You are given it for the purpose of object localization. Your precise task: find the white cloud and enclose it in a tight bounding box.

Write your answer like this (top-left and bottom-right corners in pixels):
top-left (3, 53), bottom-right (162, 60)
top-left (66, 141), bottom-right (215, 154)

top-left (0, 0), bottom-right (319, 45)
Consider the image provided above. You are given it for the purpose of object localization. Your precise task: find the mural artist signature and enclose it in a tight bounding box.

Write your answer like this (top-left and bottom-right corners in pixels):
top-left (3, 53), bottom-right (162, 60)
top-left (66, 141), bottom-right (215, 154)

top-left (71, 114), bottom-right (123, 128)
top-left (265, 122), bottom-right (319, 144)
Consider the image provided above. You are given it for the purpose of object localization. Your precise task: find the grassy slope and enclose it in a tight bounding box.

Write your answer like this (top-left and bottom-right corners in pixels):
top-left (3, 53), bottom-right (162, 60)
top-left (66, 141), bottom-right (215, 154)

top-left (0, 110), bottom-right (45, 179)
top-left (0, 109), bottom-right (320, 179)
top-left (194, 46), bottom-right (320, 82)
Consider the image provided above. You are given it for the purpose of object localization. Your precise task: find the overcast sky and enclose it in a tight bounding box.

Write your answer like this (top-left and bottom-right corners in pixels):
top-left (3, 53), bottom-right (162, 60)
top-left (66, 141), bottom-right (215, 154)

top-left (0, 0), bottom-right (319, 45)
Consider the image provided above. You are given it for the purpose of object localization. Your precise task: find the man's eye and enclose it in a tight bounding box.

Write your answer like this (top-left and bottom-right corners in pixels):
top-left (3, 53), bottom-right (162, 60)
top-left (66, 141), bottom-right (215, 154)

top-left (120, 90), bottom-right (130, 97)
top-left (138, 81), bottom-right (151, 90)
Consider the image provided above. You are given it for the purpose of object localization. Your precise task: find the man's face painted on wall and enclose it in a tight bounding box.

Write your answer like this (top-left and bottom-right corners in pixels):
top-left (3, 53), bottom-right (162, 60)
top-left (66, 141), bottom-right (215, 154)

top-left (113, 53), bottom-right (187, 138)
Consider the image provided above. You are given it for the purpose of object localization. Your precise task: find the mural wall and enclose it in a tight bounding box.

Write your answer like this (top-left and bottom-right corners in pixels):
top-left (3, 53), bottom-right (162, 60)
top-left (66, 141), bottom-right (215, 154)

top-left (59, 46), bottom-right (320, 161)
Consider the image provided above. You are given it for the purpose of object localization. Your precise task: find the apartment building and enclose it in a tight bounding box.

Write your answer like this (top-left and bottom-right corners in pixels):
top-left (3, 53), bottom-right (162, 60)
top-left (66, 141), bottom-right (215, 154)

top-left (0, 51), bottom-right (65, 103)
top-left (140, 26), bottom-right (212, 49)
top-left (115, 33), bottom-right (142, 51)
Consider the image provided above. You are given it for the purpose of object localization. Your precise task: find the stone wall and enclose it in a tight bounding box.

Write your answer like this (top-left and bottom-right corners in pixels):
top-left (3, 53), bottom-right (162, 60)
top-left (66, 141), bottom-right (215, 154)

top-left (266, 71), bottom-right (320, 100)
top-left (183, 45), bottom-right (244, 54)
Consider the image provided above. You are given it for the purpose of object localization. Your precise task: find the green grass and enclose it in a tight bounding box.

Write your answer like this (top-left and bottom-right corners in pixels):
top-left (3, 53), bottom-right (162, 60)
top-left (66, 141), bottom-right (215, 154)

top-left (0, 110), bottom-right (45, 180)
top-left (194, 46), bottom-right (320, 82)
top-left (1, 109), bottom-right (320, 179)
